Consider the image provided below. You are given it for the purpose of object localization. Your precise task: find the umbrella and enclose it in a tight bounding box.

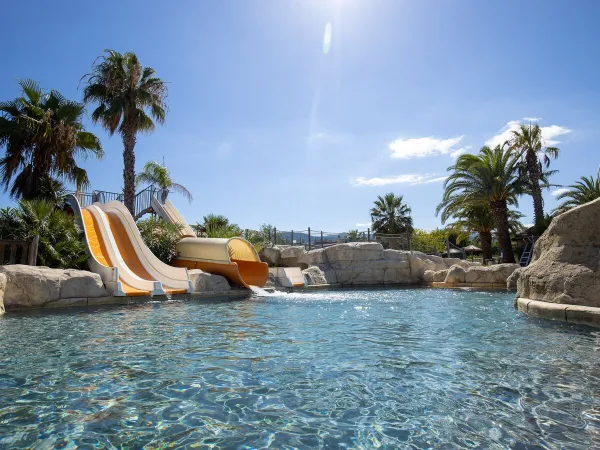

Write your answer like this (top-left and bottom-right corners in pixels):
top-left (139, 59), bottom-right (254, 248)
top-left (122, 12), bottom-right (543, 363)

top-left (464, 245), bottom-right (482, 253)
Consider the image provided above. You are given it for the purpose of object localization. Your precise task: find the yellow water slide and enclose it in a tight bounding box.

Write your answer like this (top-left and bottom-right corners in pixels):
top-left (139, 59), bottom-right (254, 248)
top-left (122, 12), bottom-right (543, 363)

top-left (150, 197), bottom-right (268, 288)
top-left (66, 195), bottom-right (192, 297)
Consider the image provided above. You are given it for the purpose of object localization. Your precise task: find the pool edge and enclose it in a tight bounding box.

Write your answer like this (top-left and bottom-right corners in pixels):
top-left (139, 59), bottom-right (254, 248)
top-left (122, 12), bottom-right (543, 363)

top-left (516, 297), bottom-right (600, 328)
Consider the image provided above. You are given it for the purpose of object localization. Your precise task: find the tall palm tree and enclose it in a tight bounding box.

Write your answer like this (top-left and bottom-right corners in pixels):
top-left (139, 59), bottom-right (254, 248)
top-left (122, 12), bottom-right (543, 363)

top-left (553, 170), bottom-right (600, 215)
top-left (370, 193), bottom-right (413, 234)
top-left (82, 50), bottom-right (168, 214)
top-left (0, 79), bottom-right (102, 200)
top-left (136, 160), bottom-right (192, 203)
top-left (442, 145), bottom-right (523, 263)
top-left (441, 204), bottom-right (523, 261)
top-left (509, 123), bottom-right (559, 228)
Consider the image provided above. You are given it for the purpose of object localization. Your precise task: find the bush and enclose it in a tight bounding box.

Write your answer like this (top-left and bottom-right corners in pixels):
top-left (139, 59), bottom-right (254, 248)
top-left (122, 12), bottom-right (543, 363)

top-left (0, 200), bottom-right (88, 269)
top-left (411, 228), bottom-right (447, 254)
top-left (137, 216), bottom-right (183, 263)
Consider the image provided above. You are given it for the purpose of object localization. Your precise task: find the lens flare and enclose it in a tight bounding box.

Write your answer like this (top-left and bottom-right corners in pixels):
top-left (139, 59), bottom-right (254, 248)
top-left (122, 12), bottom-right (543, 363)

top-left (322, 22), bottom-right (333, 54)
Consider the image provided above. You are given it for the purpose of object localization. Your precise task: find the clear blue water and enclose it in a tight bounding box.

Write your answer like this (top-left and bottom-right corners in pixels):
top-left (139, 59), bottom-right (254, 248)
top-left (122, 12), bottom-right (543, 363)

top-left (0, 288), bottom-right (599, 449)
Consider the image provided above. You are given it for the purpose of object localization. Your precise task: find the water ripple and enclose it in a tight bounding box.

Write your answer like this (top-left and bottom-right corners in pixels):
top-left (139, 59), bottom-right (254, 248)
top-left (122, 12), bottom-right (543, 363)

top-left (0, 288), bottom-right (599, 448)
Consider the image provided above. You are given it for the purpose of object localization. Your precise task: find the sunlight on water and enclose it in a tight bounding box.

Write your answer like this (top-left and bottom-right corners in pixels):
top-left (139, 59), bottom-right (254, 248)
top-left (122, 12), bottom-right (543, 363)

top-left (0, 288), bottom-right (599, 448)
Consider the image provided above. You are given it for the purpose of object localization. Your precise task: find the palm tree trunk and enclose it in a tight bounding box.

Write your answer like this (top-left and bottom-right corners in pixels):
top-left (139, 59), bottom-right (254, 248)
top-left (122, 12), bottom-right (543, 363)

top-left (490, 200), bottom-right (516, 263)
top-left (122, 130), bottom-right (137, 215)
top-left (479, 230), bottom-right (493, 261)
top-left (526, 150), bottom-right (545, 228)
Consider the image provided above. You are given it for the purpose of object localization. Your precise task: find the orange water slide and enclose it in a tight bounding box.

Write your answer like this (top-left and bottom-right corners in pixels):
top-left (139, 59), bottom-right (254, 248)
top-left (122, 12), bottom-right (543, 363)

top-left (81, 209), bottom-right (150, 297)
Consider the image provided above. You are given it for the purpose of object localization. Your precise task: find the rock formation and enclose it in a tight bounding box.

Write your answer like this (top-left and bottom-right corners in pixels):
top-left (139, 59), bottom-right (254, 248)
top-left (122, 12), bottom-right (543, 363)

top-left (0, 265), bottom-right (109, 308)
top-left (188, 270), bottom-right (231, 293)
top-left (517, 197), bottom-right (600, 307)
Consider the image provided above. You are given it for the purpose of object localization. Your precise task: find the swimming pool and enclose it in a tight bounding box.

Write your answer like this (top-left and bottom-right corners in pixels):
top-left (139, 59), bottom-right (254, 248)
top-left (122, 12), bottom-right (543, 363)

top-left (0, 288), bottom-right (598, 448)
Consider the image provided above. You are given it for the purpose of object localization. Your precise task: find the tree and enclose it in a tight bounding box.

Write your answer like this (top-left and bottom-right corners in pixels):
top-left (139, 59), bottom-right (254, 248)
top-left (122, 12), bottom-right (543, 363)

top-left (0, 200), bottom-right (88, 268)
top-left (0, 79), bottom-right (102, 200)
top-left (553, 170), bottom-right (600, 215)
top-left (509, 123), bottom-right (559, 228)
top-left (370, 193), bottom-right (413, 235)
top-left (442, 145), bottom-right (523, 263)
top-left (198, 214), bottom-right (241, 238)
top-left (137, 216), bottom-right (183, 263)
top-left (136, 160), bottom-right (192, 202)
top-left (443, 205), bottom-right (523, 261)
top-left (82, 50), bottom-right (168, 214)
top-left (411, 228), bottom-right (447, 255)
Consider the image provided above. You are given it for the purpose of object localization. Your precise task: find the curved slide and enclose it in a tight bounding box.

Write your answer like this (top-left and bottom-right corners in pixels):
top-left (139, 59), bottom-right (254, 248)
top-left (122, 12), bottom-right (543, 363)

top-left (66, 195), bottom-right (192, 297)
top-left (151, 197), bottom-right (197, 238)
top-left (150, 196), bottom-right (268, 288)
top-left (98, 201), bottom-right (193, 294)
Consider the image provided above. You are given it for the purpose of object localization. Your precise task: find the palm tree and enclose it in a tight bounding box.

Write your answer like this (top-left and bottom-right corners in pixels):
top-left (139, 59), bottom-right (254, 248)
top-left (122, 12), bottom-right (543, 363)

top-left (441, 205), bottom-right (523, 261)
top-left (136, 160), bottom-right (192, 203)
top-left (442, 145), bottom-right (523, 263)
top-left (82, 50), bottom-right (168, 214)
top-left (553, 170), bottom-right (600, 215)
top-left (0, 79), bottom-right (102, 200)
top-left (370, 193), bottom-right (413, 235)
top-left (509, 123), bottom-right (559, 228)
top-left (0, 199), bottom-right (88, 268)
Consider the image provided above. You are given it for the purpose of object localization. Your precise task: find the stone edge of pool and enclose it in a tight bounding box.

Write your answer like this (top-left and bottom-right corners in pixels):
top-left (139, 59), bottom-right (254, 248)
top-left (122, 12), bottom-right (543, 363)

top-left (516, 297), bottom-right (600, 328)
top-left (4, 289), bottom-right (252, 312)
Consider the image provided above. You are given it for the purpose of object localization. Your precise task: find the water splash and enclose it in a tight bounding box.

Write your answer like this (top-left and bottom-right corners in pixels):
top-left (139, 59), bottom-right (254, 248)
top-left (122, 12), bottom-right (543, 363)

top-left (249, 285), bottom-right (279, 297)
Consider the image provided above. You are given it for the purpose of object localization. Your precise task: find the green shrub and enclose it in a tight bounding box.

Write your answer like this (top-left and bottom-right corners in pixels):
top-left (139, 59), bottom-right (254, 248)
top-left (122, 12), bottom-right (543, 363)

top-left (0, 200), bottom-right (88, 269)
top-left (137, 216), bottom-right (183, 263)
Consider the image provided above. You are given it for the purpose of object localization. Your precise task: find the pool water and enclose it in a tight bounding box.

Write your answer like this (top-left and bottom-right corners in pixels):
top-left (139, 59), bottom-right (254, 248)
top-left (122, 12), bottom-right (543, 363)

top-left (0, 288), bottom-right (599, 448)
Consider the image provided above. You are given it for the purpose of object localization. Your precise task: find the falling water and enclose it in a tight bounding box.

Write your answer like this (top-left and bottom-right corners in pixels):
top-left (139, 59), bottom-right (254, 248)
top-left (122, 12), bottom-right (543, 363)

top-left (249, 285), bottom-right (278, 297)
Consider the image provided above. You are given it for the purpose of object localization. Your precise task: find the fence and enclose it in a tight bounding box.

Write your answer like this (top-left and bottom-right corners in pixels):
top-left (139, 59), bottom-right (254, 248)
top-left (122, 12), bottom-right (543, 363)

top-left (267, 227), bottom-right (412, 251)
top-left (0, 236), bottom-right (39, 265)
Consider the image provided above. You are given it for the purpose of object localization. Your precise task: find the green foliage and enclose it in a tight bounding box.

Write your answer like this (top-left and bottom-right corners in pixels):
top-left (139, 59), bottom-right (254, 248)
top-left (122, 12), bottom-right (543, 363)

top-left (82, 49), bottom-right (168, 213)
top-left (370, 192), bottom-right (413, 234)
top-left (242, 224), bottom-right (274, 252)
top-left (346, 229), bottom-right (361, 242)
top-left (0, 200), bottom-right (88, 269)
top-left (0, 79), bottom-right (102, 200)
top-left (136, 160), bottom-right (192, 203)
top-left (411, 228), bottom-right (447, 254)
top-left (553, 170), bottom-right (600, 215)
top-left (137, 216), bottom-right (184, 263)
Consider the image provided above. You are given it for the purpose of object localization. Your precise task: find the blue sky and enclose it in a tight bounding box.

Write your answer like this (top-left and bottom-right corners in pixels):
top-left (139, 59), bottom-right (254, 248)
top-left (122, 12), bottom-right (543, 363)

top-left (2, 0), bottom-right (599, 232)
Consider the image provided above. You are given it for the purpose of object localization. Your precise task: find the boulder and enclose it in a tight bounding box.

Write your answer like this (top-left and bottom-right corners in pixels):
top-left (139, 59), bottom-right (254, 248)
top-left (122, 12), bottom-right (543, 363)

top-left (423, 269), bottom-right (448, 283)
top-left (188, 269), bottom-right (231, 292)
top-left (259, 247), bottom-right (281, 266)
top-left (279, 246), bottom-right (307, 267)
top-left (298, 248), bottom-right (328, 267)
top-left (303, 265), bottom-right (335, 285)
top-left (507, 268), bottom-right (521, 290)
top-left (0, 273), bottom-right (6, 314)
top-left (464, 264), bottom-right (519, 285)
top-left (444, 265), bottom-right (466, 284)
top-left (517, 197), bottom-right (600, 307)
top-left (0, 265), bottom-right (108, 308)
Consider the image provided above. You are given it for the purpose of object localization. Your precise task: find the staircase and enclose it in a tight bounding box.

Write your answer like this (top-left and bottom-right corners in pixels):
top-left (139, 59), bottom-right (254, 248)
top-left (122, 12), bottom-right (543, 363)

top-left (519, 237), bottom-right (537, 267)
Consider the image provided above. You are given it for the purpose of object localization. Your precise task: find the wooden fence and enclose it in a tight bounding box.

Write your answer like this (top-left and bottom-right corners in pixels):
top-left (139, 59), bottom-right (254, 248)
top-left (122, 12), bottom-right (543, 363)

top-left (0, 236), bottom-right (39, 266)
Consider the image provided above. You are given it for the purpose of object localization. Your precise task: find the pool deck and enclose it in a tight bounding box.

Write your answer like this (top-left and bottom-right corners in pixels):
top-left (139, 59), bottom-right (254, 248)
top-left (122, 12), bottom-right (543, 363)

top-left (516, 297), bottom-right (600, 328)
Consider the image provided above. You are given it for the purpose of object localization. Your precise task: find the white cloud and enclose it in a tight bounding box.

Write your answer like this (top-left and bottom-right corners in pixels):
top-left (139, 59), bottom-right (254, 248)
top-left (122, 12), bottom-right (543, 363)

top-left (449, 146), bottom-right (472, 159)
top-left (551, 188), bottom-right (571, 197)
top-left (388, 135), bottom-right (465, 159)
top-left (485, 120), bottom-right (571, 149)
top-left (354, 173), bottom-right (447, 187)
top-left (355, 222), bottom-right (371, 228)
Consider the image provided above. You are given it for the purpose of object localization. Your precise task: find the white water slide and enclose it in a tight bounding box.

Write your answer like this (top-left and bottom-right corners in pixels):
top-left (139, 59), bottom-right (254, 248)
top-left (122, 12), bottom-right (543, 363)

top-left (151, 197), bottom-right (197, 238)
top-left (98, 201), bottom-right (193, 294)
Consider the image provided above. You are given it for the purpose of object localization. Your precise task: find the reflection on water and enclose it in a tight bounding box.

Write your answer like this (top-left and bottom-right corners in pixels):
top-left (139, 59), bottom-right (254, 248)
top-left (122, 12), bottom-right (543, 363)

top-left (0, 288), bottom-right (599, 448)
